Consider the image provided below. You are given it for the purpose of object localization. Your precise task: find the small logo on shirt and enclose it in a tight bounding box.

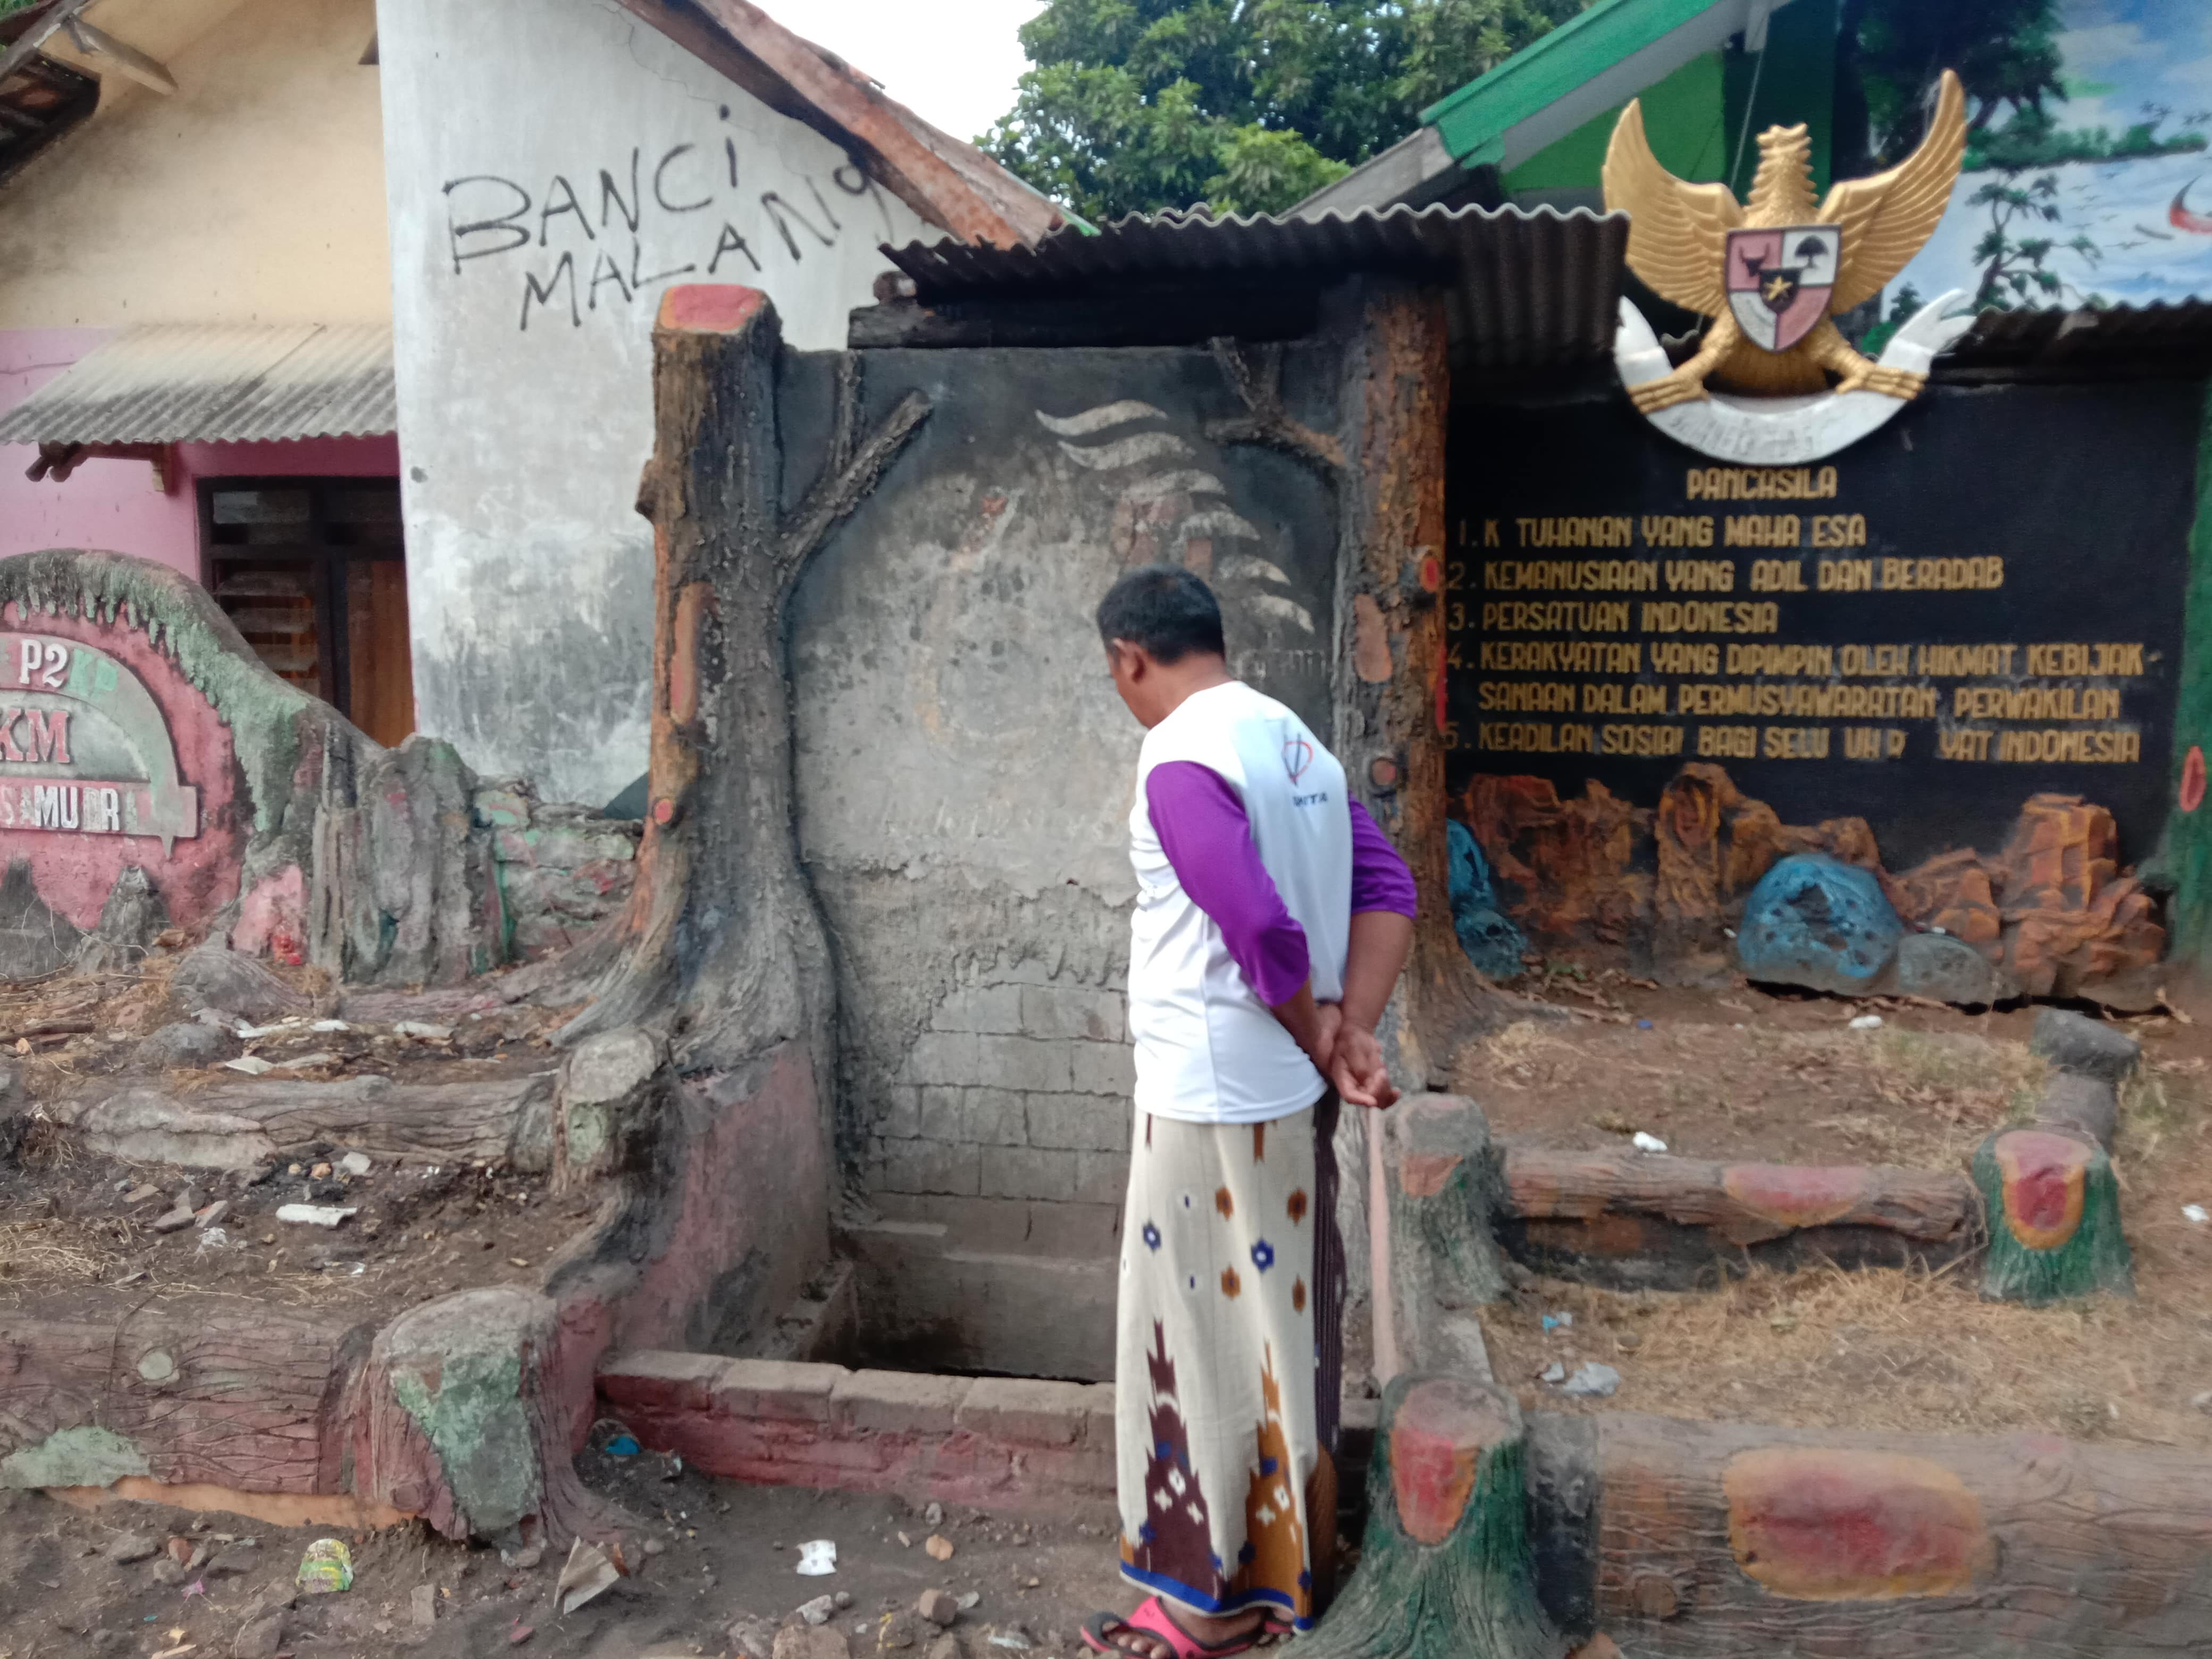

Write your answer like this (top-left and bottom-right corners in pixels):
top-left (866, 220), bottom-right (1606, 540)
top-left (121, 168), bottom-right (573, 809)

top-left (1283, 736), bottom-right (1313, 783)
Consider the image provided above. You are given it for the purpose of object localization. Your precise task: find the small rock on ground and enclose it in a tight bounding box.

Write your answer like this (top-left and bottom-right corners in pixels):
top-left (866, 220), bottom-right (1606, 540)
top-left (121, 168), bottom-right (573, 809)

top-left (232, 1612), bottom-right (286, 1659)
top-left (728, 1615), bottom-right (780, 1659)
top-left (2031, 1008), bottom-right (2141, 1084)
top-left (776, 1628), bottom-right (852, 1659)
top-left (917, 1589), bottom-right (958, 1627)
top-left (107, 1532), bottom-right (158, 1564)
top-left (131, 1020), bottom-right (235, 1068)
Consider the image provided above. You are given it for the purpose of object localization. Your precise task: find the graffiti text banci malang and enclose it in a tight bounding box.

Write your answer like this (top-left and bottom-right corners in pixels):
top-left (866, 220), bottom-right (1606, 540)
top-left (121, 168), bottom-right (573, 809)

top-left (0, 633), bottom-right (199, 849)
top-left (441, 121), bottom-right (897, 333)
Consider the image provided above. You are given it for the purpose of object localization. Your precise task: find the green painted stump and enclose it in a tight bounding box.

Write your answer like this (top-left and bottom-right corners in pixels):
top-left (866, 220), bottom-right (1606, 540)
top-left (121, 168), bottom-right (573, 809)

top-left (1298, 1373), bottom-right (1565, 1659)
top-left (1973, 1127), bottom-right (2132, 1305)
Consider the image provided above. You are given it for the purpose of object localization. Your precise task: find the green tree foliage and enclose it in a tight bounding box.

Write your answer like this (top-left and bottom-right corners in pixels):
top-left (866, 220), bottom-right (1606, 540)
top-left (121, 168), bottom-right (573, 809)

top-left (1849, 0), bottom-right (2064, 165)
top-left (983, 0), bottom-right (1586, 222)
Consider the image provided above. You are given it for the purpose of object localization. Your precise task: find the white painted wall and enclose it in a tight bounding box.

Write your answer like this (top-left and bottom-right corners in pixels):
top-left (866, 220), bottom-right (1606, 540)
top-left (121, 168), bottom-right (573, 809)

top-left (376, 0), bottom-right (932, 806)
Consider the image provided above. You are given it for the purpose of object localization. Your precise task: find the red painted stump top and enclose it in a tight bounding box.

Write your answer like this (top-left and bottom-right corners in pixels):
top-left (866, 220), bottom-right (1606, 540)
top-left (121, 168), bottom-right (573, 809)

top-left (1993, 1129), bottom-right (2093, 1251)
top-left (658, 285), bottom-right (768, 335)
top-left (1721, 1163), bottom-right (1870, 1227)
top-left (1723, 1446), bottom-right (1993, 1601)
top-left (1389, 1377), bottom-right (1513, 1545)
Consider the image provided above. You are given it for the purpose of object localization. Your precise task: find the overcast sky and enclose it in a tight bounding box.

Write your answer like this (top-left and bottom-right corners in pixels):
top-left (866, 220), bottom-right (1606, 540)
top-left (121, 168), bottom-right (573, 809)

top-left (786, 0), bottom-right (1049, 144)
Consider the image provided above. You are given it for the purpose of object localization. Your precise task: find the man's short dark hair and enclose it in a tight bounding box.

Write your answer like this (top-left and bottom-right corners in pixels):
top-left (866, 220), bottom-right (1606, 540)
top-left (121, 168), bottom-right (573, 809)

top-left (1096, 565), bottom-right (1226, 664)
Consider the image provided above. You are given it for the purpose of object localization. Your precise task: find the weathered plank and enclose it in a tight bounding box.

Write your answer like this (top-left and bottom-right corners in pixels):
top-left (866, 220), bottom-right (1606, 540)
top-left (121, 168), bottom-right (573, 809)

top-left (1570, 1410), bottom-right (2212, 1655)
top-left (57, 1071), bottom-right (557, 1169)
top-left (0, 1295), bottom-right (364, 1495)
top-left (1498, 1146), bottom-right (1979, 1288)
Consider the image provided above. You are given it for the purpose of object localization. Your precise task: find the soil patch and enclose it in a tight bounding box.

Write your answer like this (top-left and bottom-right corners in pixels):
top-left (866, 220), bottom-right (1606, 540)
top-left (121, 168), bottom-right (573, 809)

top-left (1465, 973), bottom-right (2212, 1450)
top-left (0, 1445), bottom-right (1139, 1659)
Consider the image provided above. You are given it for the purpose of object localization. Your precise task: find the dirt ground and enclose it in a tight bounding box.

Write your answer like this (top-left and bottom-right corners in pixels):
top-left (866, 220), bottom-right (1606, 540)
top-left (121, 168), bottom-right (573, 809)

top-left (1461, 970), bottom-right (2212, 1451)
top-left (0, 1446), bottom-right (1138, 1659)
top-left (0, 960), bottom-right (588, 1317)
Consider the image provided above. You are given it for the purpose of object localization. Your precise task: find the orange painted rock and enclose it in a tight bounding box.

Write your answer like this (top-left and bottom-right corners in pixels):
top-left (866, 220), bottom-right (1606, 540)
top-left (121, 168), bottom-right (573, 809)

top-left (1722, 1447), bottom-right (1993, 1601)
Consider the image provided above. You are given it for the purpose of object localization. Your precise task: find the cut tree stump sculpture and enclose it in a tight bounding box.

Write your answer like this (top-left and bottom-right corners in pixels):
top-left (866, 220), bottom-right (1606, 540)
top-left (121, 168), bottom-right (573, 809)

top-left (349, 287), bottom-right (933, 1545)
top-left (1298, 1373), bottom-right (1566, 1659)
top-left (1973, 1125), bottom-right (2133, 1303)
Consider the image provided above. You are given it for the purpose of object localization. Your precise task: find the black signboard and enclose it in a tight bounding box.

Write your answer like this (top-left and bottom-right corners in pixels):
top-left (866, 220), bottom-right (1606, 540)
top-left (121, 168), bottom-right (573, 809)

top-left (1443, 379), bottom-right (2205, 869)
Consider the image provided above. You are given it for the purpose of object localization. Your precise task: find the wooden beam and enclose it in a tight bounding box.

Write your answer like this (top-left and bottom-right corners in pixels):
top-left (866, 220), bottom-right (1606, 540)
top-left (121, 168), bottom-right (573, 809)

top-left (0, 0), bottom-right (98, 88)
top-left (61, 15), bottom-right (176, 94)
top-left (612, 0), bottom-right (1057, 249)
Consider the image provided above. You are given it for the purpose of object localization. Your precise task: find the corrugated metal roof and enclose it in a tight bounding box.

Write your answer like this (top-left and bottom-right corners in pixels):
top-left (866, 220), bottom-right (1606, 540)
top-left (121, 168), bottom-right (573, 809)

top-left (0, 323), bottom-right (396, 445)
top-left (882, 204), bottom-right (1631, 367)
top-left (1945, 299), bottom-right (2212, 366)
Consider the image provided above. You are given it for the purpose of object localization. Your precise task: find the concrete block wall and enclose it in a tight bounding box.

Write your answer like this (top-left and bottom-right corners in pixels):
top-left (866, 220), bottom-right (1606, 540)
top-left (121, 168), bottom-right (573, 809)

top-left (864, 956), bottom-right (1135, 1257)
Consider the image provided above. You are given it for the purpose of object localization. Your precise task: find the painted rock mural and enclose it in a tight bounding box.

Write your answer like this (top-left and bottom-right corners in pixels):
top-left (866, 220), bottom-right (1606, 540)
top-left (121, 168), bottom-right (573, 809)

top-left (0, 550), bottom-right (532, 984)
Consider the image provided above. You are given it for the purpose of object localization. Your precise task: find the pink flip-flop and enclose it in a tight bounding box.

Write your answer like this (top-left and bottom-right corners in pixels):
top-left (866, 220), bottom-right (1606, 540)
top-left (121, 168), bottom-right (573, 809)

top-left (1081, 1598), bottom-right (1264, 1659)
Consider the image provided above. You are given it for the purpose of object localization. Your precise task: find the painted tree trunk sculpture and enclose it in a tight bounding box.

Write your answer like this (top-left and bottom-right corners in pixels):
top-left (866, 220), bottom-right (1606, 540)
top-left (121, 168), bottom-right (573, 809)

top-left (1973, 1126), bottom-right (2132, 1303)
top-left (339, 288), bottom-right (931, 1546)
top-left (564, 286), bottom-right (927, 1077)
top-left (1298, 1374), bottom-right (1566, 1659)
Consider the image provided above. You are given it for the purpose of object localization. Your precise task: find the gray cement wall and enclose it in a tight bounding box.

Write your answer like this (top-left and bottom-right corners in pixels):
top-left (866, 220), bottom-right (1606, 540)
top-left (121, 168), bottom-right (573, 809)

top-left (376, 0), bottom-right (931, 807)
top-left (787, 345), bottom-right (1344, 1326)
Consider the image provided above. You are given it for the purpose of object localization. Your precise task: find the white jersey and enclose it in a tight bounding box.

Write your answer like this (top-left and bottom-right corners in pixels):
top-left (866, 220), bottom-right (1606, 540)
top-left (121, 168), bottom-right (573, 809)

top-left (1127, 681), bottom-right (1352, 1124)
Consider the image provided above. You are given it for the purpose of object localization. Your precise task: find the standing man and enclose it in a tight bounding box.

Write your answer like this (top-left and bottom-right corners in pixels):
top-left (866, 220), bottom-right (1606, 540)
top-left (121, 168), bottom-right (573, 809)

top-left (1083, 567), bottom-right (1415, 1659)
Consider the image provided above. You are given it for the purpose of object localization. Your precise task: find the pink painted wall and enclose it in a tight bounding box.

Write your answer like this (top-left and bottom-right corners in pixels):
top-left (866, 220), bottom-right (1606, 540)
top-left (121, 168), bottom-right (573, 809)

top-left (1, 328), bottom-right (399, 581)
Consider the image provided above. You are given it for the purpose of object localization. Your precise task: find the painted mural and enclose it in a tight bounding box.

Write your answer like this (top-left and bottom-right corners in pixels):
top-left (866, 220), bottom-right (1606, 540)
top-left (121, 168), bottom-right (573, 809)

top-left (1883, 0), bottom-right (2212, 320)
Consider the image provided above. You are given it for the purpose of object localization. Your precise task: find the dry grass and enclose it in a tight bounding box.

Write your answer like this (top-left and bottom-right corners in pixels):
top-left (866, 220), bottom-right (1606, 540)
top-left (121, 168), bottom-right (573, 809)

top-left (1486, 1257), bottom-right (2212, 1448)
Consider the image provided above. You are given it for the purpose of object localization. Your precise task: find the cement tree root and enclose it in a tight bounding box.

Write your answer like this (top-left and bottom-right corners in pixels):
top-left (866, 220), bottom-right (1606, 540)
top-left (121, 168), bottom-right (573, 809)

top-left (1301, 1374), bottom-right (1564, 1659)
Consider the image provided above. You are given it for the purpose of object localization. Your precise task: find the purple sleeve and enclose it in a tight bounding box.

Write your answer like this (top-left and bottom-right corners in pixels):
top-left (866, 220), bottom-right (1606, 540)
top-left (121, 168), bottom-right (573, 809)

top-left (1348, 800), bottom-right (1419, 918)
top-left (1145, 761), bottom-right (1312, 1007)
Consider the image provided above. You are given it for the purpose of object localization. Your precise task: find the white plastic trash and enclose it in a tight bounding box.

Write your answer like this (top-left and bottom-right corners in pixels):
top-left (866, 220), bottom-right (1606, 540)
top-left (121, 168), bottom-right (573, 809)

top-left (1630, 1131), bottom-right (1667, 1153)
top-left (276, 1204), bottom-right (357, 1228)
top-left (795, 1539), bottom-right (837, 1576)
top-left (1848, 1014), bottom-right (1883, 1030)
top-left (2185, 1205), bottom-right (2210, 1225)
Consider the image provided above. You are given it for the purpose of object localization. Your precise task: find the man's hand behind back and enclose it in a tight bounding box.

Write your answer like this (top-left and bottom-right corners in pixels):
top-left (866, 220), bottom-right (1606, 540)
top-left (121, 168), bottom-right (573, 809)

top-left (1330, 1022), bottom-right (1398, 1110)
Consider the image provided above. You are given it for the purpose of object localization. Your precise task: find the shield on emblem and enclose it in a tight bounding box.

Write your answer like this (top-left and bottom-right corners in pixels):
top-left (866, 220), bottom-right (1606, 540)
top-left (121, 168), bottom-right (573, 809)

top-left (1724, 224), bottom-right (1840, 353)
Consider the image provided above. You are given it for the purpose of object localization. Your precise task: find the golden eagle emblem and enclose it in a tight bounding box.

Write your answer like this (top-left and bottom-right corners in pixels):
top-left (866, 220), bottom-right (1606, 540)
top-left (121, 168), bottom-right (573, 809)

top-left (1602, 68), bottom-right (1967, 413)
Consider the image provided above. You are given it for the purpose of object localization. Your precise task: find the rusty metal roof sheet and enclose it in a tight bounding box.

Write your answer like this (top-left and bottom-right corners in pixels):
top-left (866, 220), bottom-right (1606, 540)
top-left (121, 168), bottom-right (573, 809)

top-left (881, 204), bottom-right (1631, 366)
top-left (0, 323), bottom-right (396, 445)
top-left (1945, 299), bottom-right (2212, 367)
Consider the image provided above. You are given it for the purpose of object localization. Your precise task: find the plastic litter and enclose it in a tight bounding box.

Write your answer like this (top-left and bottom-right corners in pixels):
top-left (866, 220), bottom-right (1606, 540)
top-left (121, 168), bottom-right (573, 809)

top-left (956, 1592), bottom-right (982, 1612)
top-left (604, 1434), bottom-right (641, 1456)
top-left (1636, 1019), bottom-right (1653, 1030)
top-left (275, 1204), bottom-right (357, 1228)
top-left (557, 1538), bottom-right (625, 1613)
top-left (2185, 1205), bottom-right (2210, 1225)
top-left (296, 1537), bottom-right (354, 1594)
top-left (223, 1056), bottom-right (274, 1076)
top-left (1540, 1312), bottom-right (1573, 1331)
top-left (339, 1152), bottom-right (373, 1176)
top-left (796, 1539), bottom-right (837, 1576)
top-left (1537, 1361), bottom-right (1566, 1384)
top-left (312, 1019), bottom-right (351, 1033)
top-left (1559, 1362), bottom-right (1622, 1398)
top-left (1630, 1131), bottom-right (1667, 1153)
top-left (1848, 1013), bottom-right (1883, 1030)
top-left (394, 1020), bottom-right (455, 1041)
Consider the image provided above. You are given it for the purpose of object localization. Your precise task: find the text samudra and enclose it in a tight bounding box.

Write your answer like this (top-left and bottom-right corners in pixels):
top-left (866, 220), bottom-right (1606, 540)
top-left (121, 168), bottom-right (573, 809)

top-left (0, 633), bottom-right (199, 850)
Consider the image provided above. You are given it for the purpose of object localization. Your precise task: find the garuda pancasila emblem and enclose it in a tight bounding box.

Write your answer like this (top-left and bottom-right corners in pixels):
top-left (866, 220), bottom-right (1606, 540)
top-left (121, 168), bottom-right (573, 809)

top-left (1603, 68), bottom-right (1966, 413)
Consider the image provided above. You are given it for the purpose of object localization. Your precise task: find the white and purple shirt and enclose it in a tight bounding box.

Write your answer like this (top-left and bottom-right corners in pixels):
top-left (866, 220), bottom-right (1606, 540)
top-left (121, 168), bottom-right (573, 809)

top-left (1127, 681), bottom-right (1418, 1124)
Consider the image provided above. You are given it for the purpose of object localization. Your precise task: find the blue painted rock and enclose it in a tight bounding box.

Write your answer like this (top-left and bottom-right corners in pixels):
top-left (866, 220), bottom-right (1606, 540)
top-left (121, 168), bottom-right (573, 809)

top-left (1737, 854), bottom-right (1901, 994)
top-left (1448, 820), bottom-right (1527, 979)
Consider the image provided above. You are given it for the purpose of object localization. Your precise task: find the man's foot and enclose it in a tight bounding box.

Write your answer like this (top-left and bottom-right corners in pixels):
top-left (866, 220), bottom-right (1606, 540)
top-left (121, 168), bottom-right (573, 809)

top-left (1081, 1598), bottom-right (1267, 1659)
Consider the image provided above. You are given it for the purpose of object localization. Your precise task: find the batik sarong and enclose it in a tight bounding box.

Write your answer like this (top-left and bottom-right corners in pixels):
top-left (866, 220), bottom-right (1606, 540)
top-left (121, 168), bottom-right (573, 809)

top-left (1115, 1095), bottom-right (1343, 1630)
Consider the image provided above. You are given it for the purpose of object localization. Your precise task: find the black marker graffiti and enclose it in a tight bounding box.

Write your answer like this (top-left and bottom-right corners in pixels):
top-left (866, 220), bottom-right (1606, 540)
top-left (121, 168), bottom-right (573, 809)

top-left (443, 135), bottom-right (899, 332)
